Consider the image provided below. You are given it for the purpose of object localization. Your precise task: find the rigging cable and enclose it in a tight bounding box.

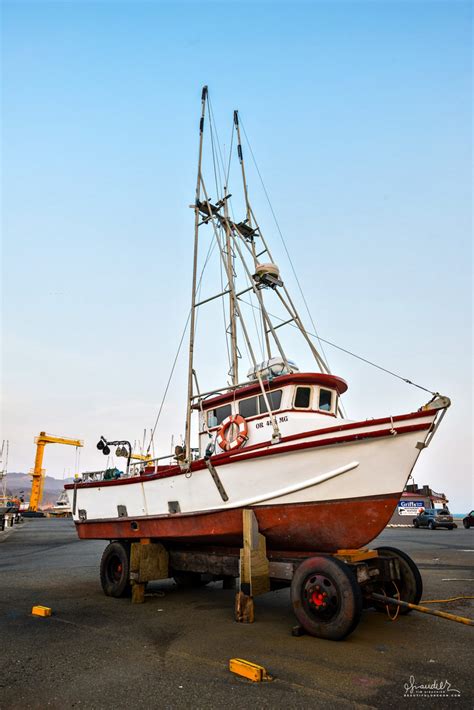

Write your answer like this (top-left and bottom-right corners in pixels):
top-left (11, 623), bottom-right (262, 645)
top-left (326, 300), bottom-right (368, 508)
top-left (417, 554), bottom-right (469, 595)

top-left (208, 97), bottom-right (223, 202)
top-left (239, 116), bottom-right (331, 371)
top-left (238, 297), bottom-right (437, 395)
top-left (146, 231), bottom-right (221, 455)
top-left (208, 93), bottom-right (228, 192)
top-left (225, 118), bottom-right (235, 188)
top-left (219, 242), bottom-right (233, 377)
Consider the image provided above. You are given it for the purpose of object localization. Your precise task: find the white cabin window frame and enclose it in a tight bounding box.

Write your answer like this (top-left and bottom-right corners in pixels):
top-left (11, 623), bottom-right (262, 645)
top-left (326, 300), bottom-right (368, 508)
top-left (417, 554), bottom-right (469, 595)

top-left (293, 385), bottom-right (313, 410)
top-left (206, 403), bottom-right (232, 428)
top-left (237, 389), bottom-right (283, 418)
top-left (317, 387), bottom-right (335, 413)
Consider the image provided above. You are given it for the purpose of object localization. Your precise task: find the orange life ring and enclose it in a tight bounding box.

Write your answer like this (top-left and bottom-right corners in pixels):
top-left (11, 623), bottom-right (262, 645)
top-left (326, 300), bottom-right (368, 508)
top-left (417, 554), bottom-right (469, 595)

top-left (217, 414), bottom-right (249, 452)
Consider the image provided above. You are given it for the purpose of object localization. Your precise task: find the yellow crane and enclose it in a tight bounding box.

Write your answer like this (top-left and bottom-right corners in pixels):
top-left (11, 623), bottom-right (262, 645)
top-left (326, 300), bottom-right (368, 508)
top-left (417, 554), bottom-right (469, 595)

top-left (29, 432), bottom-right (83, 512)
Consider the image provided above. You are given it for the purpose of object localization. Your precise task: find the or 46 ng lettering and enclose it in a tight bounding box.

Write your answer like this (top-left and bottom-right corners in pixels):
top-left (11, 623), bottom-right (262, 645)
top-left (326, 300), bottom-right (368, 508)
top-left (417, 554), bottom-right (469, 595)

top-left (256, 415), bottom-right (288, 430)
top-left (265, 415), bottom-right (288, 425)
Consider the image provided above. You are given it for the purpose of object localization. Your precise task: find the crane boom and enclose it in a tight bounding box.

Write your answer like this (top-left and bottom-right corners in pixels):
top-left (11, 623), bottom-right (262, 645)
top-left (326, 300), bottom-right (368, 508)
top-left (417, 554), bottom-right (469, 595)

top-left (29, 431), bottom-right (83, 512)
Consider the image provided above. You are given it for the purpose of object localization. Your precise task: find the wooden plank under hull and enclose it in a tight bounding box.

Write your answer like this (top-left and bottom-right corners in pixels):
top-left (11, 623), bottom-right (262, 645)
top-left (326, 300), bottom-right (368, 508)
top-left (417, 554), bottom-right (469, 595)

top-left (74, 493), bottom-right (400, 552)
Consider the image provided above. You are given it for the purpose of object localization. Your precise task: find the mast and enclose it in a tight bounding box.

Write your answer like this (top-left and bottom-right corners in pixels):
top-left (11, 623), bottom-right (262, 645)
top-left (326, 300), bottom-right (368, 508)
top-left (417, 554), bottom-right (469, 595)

top-left (184, 85), bottom-right (207, 466)
top-left (223, 188), bottom-right (239, 384)
top-left (234, 110), bottom-right (272, 361)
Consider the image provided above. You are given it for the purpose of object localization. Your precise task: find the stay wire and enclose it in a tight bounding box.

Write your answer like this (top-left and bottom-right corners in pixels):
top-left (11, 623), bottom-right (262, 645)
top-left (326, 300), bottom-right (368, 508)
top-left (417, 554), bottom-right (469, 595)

top-left (146, 233), bottom-right (221, 454)
top-left (208, 94), bottom-right (228, 193)
top-left (225, 119), bottom-right (235, 188)
top-left (238, 297), bottom-right (437, 395)
top-left (239, 116), bottom-right (331, 370)
top-left (219, 244), bottom-right (232, 376)
top-left (208, 101), bottom-right (223, 202)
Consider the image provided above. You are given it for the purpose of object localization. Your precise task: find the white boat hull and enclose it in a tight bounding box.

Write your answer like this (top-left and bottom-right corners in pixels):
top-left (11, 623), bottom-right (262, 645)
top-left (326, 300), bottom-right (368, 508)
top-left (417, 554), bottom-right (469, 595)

top-left (68, 409), bottom-right (439, 551)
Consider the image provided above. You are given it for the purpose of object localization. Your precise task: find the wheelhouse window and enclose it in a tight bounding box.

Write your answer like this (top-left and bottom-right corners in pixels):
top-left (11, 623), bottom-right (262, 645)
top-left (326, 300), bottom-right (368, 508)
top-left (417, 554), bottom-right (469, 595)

top-left (239, 396), bottom-right (258, 418)
top-left (294, 386), bottom-right (311, 409)
top-left (318, 389), bottom-right (333, 412)
top-left (238, 389), bottom-right (283, 417)
top-left (259, 389), bottom-right (282, 413)
top-left (207, 404), bottom-right (231, 428)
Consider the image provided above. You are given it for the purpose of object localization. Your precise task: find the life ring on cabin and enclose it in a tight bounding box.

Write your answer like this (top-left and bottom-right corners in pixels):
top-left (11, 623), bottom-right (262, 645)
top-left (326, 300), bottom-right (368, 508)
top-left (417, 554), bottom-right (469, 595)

top-left (217, 414), bottom-right (249, 452)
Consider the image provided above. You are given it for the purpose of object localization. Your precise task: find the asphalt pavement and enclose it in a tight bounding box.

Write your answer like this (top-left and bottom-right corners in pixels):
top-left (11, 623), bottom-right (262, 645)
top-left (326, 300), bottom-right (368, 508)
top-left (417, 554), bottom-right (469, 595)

top-left (0, 519), bottom-right (473, 709)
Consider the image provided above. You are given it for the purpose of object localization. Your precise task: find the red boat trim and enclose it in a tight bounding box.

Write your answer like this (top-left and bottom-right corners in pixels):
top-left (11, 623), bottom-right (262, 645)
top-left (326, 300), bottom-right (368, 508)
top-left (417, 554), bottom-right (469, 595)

top-left (66, 419), bottom-right (432, 490)
top-left (193, 422), bottom-right (431, 470)
top-left (193, 372), bottom-right (348, 410)
top-left (221, 408), bottom-right (437, 457)
top-left (205, 407), bottom-right (336, 433)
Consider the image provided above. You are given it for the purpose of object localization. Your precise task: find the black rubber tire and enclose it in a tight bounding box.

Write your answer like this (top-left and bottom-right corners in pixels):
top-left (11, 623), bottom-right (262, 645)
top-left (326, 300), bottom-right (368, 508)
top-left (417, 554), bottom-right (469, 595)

top-left (413, 519), bottom-right (419, 528)
top-left (428, 521), bottom-right (436, 530)
top-left (463, 520), bottom-right (470, 529)
top-left (172, 570), bottom-right (212, 588)
top-left (374, 546), bottom-right (423, 615)
top-left (448, 526), bottom-right (454, 530)
top-left (100, 541), bottom-right (131, 597)
top-left (290, 556), bottom-right (363, 641)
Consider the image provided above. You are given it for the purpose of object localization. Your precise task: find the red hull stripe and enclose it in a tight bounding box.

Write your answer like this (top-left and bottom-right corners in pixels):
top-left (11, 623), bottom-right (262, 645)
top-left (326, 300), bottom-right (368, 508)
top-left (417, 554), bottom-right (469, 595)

top-left (198, 421), bottom-right (431, 470)
top-left (207, 409), bottom-right (436, 461)
top-left (66, 419), bottom-right (431, 491)
top-left (206, 406), bottom-right (337, 432)
top-left (74, 493), bottom-right (401, 553)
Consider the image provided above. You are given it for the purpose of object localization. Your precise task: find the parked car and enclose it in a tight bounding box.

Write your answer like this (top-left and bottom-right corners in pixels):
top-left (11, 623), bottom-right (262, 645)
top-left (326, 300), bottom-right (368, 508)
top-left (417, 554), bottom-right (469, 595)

top-left (413, 508), bottom-right (454, 530)
top-left (463, 511), bottom-right (474, 529)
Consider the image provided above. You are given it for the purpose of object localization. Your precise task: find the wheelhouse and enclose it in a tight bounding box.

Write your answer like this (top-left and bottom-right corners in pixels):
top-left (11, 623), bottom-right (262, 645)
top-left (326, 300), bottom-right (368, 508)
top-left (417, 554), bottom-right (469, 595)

top-left (196, 372), bottom-right (348, 456)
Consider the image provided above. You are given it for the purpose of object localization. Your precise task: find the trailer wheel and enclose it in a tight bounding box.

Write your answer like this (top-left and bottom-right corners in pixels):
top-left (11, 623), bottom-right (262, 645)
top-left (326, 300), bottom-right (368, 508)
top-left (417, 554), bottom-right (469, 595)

top-left (374, 546), bottom-right (422, 614)
top-left (290, 556), bottom-right (362, 641)
top-left (100, 541), bottom-right (131, 597)
top-left (172, 570), bottom-right (212, 588)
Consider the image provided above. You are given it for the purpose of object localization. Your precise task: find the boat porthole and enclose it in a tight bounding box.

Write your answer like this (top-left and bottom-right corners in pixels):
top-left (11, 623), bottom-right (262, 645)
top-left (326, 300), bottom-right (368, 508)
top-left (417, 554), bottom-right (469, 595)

top-left (130, 521), bottom-right (139, 531)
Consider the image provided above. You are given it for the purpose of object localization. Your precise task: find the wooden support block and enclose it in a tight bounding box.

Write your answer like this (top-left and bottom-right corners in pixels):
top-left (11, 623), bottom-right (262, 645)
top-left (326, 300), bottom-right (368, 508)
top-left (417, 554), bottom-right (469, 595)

top-left (239, 509), bottom-right (270, 598)
top-left (234, 591), bottom-right (255, 623)
top-left (32, 605), bottom-right (52, 617)
top-left (335, 548), bottom-right (378, 563)
top-left (130, 541), bottom-right (169, 584)
top-left (235, 509), bottom-right (270, 623)
top-left (131, 582), bottom-right (145, 604)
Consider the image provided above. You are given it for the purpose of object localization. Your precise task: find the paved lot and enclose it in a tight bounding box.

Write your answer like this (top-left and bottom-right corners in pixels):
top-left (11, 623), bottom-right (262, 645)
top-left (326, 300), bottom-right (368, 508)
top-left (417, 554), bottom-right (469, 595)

top-left (0, 519), bottom-right (473, 709)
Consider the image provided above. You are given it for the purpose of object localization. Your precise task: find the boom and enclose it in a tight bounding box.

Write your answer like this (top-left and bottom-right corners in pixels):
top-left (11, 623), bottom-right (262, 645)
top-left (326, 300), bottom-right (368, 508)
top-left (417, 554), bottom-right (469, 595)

top-left (29, 432), bottom-right (83, 512)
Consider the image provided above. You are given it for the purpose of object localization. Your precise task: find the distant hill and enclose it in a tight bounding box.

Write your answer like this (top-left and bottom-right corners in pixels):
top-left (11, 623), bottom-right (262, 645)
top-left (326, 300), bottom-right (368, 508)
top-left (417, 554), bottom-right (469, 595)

top-left (2, 472), bottom-right (74, 508)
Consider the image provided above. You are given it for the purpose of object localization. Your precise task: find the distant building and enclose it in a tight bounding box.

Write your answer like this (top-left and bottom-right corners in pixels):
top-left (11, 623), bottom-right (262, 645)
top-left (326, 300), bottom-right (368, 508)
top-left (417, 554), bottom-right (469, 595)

top-left (388, 484), bottom-right (449, 526)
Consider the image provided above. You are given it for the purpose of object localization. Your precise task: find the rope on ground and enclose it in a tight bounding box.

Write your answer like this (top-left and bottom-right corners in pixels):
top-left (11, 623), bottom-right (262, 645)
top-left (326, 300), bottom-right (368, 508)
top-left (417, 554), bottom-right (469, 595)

top-left (420, 596), bottom-right (474, 604)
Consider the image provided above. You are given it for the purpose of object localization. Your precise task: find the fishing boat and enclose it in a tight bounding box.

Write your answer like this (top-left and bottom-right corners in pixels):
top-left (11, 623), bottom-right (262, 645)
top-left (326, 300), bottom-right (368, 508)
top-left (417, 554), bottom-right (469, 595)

top-left (48, 490), bottom-right (72, 517)
top-left (67, 88), bottom-right (450, 552)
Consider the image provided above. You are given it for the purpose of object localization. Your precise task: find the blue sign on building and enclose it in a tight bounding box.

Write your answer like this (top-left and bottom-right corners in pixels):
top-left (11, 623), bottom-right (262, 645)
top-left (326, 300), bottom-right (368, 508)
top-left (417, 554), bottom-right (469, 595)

top-left (398, 500), bottom-right (425, 515)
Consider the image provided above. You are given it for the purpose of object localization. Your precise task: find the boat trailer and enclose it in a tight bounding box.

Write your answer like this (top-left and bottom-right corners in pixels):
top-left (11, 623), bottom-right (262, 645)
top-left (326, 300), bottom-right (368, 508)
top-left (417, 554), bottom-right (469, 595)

top-left (98, 509), bottom-right (471, 641)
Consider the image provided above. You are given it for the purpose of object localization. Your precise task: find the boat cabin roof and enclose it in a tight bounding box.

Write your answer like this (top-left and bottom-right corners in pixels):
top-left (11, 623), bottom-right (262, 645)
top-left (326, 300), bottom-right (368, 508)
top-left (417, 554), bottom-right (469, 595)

top-left (193, 372), bottom-right (347, 410)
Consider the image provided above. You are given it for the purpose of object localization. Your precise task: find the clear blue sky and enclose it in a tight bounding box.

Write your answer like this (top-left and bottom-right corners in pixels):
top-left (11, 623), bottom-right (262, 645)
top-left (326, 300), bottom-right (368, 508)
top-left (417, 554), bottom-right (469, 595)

top-left (1, 1), bottom-right (472, 511)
